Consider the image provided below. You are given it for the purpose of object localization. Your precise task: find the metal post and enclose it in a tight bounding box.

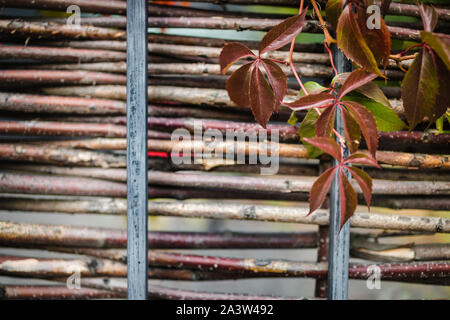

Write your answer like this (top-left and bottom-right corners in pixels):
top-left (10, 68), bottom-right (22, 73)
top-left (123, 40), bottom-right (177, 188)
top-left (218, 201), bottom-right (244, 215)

top-left (327, 47), bottom-right (352, 300)
top-left (126, 0), bottom-right (148, 300)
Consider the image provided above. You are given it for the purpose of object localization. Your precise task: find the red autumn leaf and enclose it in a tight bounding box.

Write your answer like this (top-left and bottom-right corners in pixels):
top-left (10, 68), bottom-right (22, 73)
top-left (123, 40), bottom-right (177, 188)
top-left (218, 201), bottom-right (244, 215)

top-left (315, 105), bottom-right (336, 138)
top-left (225, 62), bottom-right (254, 109)
top-left (261, 59), bottom-right (288, 112)
top-left (339, 169), bottom-right (358, 230)
top-left (341, 106), bottom-right (362, 153)
top-left (355, 5), bottom-right (391, 69)
top-left (421, 31), bottom-right (450, 70)
top-left (338, 69), bottom-right (378, 100)
top-left (219, 42), bottom-right (257, 74)
top-left (249, 63), bottom-right (276, 128)
top-left (431, 54), bottom-right (450, 123)
top-left (302, 137), bottom-right (342, 162)
top-left (344, 152), bottom-right (380, 168)
top-left (307, 166), bottom-right (338, 216)
top-left (401, 49), bottom-right (439, 130)
top-left (259, 10), bottom-right (307, 55)
top-left (418, 2), bottom-right (438, 32)
top-left (285, 92), bottom-right (335, 111)
top-left (346, 166), bottom-right (373, 208)
top-left (343, 101), bottom-right (379, 158)
top-left (336, 5), bottom-right (385, 77)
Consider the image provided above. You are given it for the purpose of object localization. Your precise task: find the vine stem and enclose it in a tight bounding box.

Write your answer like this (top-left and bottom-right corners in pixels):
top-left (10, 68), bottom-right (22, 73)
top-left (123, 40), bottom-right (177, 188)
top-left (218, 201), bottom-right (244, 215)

top-left (288, 0), bottom-right (308, 95)
top-left (311, 0), bottom-right (335, 46)
top-left (325, 43), bottom-right (338, 76)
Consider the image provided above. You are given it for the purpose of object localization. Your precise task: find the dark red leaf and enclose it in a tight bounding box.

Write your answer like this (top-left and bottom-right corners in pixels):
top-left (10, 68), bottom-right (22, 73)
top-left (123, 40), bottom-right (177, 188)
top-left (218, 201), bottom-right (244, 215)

top-left (341, 106), bottom-right (361, 153)
top-left (344, 152), bottom-right (380, 168)
top-left (259, 10), bottom-right (307, 55)
top-left (338, 69), bottom-right (378, 100)
top-left (356, 5), bottom-right (391, 69)
top-left (339, 169), bottom-right (358, 230)
top-left (285, 92), bottom-right (335, 111)
top-left (308, 166), bottom-right (338, 216)
top-left (225, 62), bottom-right (254, 109)
top-left (302, 137), bottom-right (342, 162)
top-left (261, 59), bottom-right (288, 112)
top-left (418, 3), bottom-right (438, 32)
top-left (336, 5), bottom-right (384, 77)
top-left (401, 49), bottom-right (439, 130)
top-left (343, 101), bottom-right (379, 158)
top-left (315, 105), bottom-right (336, 138)
top-left (346, 166), bottom-right (373, 208)
top-left (431, 54), bottom-right (450, 123)
top-left (220, 42), bottom-right (257, 74)
top-left (249, 63), bottom-right (276, 128)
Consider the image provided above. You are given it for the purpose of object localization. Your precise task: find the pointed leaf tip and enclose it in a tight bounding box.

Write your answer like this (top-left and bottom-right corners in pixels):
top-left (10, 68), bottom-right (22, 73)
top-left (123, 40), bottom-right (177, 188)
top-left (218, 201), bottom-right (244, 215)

top-left (219, 42), bottom-right (256, 74)
top-left (259, 10), bottom-right (307, 55)
top-left (308, 166), bottom-right (338, 216)
top-left (303, 137), bottom-right (342, 162)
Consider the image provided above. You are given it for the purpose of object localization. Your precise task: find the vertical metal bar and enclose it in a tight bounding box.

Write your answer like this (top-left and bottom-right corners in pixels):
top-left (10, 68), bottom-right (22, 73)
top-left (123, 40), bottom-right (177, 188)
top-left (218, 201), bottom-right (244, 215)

top-left (327, 47), bottom-right (352, 300)
top-left (126, 0), bottom-right (148, 300)
top-left (314, 160), bottom-right (330, 298)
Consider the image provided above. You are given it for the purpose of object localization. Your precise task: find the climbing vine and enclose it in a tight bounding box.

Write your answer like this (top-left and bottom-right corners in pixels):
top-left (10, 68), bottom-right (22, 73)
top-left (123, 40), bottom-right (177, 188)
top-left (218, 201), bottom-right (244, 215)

top-left (219, 0), bottom-right (450, 230)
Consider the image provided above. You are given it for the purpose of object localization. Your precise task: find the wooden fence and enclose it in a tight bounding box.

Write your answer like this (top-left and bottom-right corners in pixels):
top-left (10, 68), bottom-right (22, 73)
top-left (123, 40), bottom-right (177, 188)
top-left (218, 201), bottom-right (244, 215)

top-left (0, 0), bottom-right (449, 300)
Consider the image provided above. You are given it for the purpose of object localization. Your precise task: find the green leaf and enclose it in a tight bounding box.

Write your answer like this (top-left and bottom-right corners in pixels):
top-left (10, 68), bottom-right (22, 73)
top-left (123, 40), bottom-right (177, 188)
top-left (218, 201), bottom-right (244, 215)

top-left (436, 116), bottom-right (444, 133)
top-left (287, 111), bottom-right (298, 127)
top-left (298, 109), bottom-right (323, 158)
top-left (296, 81), bottom-right (328, 99)
top-left (343, 96), bottom-right (406, 132)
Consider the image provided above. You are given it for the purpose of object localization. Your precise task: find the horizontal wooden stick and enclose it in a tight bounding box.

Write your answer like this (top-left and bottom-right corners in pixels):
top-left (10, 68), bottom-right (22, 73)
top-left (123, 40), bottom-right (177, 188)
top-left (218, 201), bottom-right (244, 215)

top-left (78, 280), bottom-right (300, 300)
top-left (0, 144), bottom-right (125, 167)
top-left (351, 240), bottom-right (450, 263)
top-left (1, 166), bottom-right (449, 196)
top-left (0, 221), bottom-right (318, 249)
top-left (0, 92), bottom-right (126, 114)
top-left (35, 134), bottom-right (450, 169)
top-left (38, 86), bottom-right (407, 115)
top-left (47, 35), bottom-right (325, 53)
top-left (18, 15), bottom-right (421, 42)
top-left (0, 191), bottom-right (448, 232)
top-left (0, 121), bottom-right (126, 137)
top-left (1, 253), bottom-right (448, 283)
top-left (0, 176), bottom-right (447, 208)
top-left (0, 70), bottom-right (126, 86)
top-left (27, 61), bottom-right (331, 78)
top-left (0, 45), bottom-right (126, 62)
top-left (1, 0), bottom-right (447, 21)
top-left (0, 285), bottom-right (124, 300)
top-left (0, 19), bottom-right (126, 40)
